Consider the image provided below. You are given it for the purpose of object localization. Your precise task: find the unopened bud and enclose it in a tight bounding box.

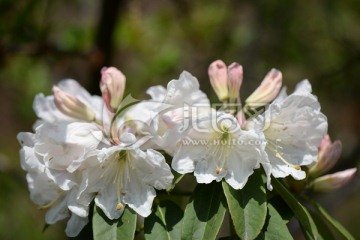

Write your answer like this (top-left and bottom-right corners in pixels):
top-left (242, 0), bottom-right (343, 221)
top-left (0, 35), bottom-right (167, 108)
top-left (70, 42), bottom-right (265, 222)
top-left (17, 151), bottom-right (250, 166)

top-left (100, 67), bottom-right (126, 112)
top-left (245, 68), bottom-right (282, 108)
top-left (310, 168), bottom-right (357, 192)
top-left (53, 86), bottom-right (96, 122)
top-left (236, 110), bottom-right (247, 129)
top-left (208, 60), bottom-right (228, 101)
top-left (227, 63), bottom-right (243, 102)
top-left (309, 134), bottom-right (342, 178)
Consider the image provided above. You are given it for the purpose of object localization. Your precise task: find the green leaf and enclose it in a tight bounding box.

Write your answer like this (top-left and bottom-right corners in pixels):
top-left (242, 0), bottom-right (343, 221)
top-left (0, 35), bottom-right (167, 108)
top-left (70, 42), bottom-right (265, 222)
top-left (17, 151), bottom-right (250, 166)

top-left (93, 205), bottom-right (137, 240)
top-left (310, 200), bottom-right (354, 240)
top-left (257, 203), bottom-right (293, 240)
top-left (181, 182), bottom-right (226, 240)
top-left (144, 200), bottom-right (183, 240)
top-left (271, 177), bottom-right (318, 240)
top-left (268, 195), bottom-right (294, 223)
top-left (308, 209), bottom-right (336, 240)
top-left (222, 171), bottom-right (267, 240)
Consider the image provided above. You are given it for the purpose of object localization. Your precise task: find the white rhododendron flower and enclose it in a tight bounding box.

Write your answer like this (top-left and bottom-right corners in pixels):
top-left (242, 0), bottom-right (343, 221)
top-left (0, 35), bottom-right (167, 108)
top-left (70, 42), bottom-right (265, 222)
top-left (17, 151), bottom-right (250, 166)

top-left (17, 131), bottom-right (90, 237)
top-left (18, 62), bottom-right (353, 238)
top-left (78, 133), bottom-right (173, 219)
top-left (249, 80), bottom-right (328, 185)
top-left (172, 111), bottom-right (265, 189)
top-left (18, 67), bottom-right (174, 236)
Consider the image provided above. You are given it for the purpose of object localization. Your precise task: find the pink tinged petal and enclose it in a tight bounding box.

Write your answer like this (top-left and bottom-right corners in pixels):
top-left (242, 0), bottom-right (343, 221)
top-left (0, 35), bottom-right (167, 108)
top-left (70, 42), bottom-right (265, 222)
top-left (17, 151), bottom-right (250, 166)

top-left (100, 67), bottom-right (126, 112)
top-left (208, 60), bottom-right (229, 101)
top-left (33, 94), bottom-right (75, 122)
top-left (245, 68), bottom-right (283, 108)
top-left (52, 86), bottom-right (96, 122)
top-left (311, 168), bottom-right (357, 192)
top-left (236, 110), bottom-right (247, 129)
top-left (309, 135), bottom-right (342, 178)
top-left (227, 62), bottom-right (243, 102)
top-left (65, 214), bottom-right (89, 237)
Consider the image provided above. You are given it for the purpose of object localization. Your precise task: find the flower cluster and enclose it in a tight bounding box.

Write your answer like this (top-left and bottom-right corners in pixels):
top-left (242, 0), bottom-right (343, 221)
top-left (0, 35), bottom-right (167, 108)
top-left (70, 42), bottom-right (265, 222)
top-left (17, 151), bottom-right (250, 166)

top-left (18, 61), bottom-right (354, 237)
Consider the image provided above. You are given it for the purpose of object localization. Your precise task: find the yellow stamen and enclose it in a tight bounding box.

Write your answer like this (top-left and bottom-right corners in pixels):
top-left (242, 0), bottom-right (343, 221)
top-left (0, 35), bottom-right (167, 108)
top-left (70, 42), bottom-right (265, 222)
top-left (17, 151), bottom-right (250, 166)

top-left (116, 203), bottom-right (123, 211)
top-left (215, 167), bottom-right (222, 174)
top-left (275, 152), bottom-right (301, 170)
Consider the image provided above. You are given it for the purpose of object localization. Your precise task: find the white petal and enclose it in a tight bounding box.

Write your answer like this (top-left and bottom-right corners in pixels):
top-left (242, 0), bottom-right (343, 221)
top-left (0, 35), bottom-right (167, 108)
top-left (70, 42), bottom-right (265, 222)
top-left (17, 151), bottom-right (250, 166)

top-left (224, 132), bottom-right (262, 190)
top-left (172, 143), bottom-right (203, 174)
top-left (26, 172), bottom-right (60, 206)
top-left (35, 122), bottom-right (102, 172)
top-left (266, 149), bottom-right (306, 180)
top-left (44, 168), bottom-right (77, 191)
top-left (65, 214), bottom-right (89, 237)
top-left (95, 183), bottom-right (124, 220)
top-left (294, 79), bottom-right (312, 94)
top-left (120, 132), bottom-right (137, 145)
top-left (193, 158), bottom-right (219, 184)
top-left (146, 85), bottom-right (167, 101)
top-left (17, 132), bottom-right (35, 147)
top-left (122, 170), bottom-right (156, 217)
top-left (132, 149), bottom-right (173, 190)
top-left (164, 71), bottom-right (210, 107)
top-left (45, 194), bottom-right (69, 224)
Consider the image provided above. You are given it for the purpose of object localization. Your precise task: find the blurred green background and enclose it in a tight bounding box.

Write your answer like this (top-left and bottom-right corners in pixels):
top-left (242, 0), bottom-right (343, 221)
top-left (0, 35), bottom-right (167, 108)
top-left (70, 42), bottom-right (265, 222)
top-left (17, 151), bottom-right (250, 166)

top-left (1, 0), bottom-right (360, 239)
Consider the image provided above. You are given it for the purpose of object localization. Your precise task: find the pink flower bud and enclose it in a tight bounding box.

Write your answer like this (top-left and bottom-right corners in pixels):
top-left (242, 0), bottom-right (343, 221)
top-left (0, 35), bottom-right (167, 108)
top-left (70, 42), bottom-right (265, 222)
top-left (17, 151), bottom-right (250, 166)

top-left (309, 134), bottom-right (342, 178)
top-left (100, 67), bottom-right (126, 112)
top-left (53, 86), bottom-right (96, 122)
top-left (208, 60), bottom-right (229, 101)
top-left (311, 168), bottom-right (357, 192)
top-left (245, 68), bottom-right (282, 108)
top-left (227, 63), bottom-right (243, 102)
top-left (236, 110), bottom-right (247, 129)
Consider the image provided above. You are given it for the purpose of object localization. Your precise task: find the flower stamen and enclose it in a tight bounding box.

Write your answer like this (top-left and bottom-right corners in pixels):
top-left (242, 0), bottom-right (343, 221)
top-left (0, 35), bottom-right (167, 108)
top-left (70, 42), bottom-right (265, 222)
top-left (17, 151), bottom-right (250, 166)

top-left (267, 139), bottom-right (301, 170)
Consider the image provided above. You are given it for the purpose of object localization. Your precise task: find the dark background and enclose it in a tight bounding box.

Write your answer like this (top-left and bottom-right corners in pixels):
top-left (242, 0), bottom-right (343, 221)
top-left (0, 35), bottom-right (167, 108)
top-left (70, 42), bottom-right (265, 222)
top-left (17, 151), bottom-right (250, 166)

top-left (0, 0), bottom-right (359, 239)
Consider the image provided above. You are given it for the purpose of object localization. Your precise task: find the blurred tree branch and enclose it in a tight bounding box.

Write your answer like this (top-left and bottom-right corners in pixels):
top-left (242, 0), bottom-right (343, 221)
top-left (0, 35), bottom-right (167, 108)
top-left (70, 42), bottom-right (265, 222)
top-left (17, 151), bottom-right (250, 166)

top-left (89, 0), bottom-right (128, 95)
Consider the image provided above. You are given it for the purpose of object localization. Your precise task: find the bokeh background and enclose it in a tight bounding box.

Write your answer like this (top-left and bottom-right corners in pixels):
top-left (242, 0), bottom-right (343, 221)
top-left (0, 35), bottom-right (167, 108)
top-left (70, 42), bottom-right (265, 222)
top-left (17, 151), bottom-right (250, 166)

top-left (1, 0), bottom-right (360, 239)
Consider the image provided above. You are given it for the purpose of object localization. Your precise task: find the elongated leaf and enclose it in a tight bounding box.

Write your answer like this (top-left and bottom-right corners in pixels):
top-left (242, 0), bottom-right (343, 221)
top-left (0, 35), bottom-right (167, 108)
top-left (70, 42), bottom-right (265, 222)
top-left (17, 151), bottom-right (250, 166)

top-left (222, 171), bottom-right (267, 240)
top-left (308, 209), bottom-right (336, 240)
top-left (144, 200), bottom-right (183, 240)
top-left (271, 177), bottom-right (318, 240)
top-left (268, 195), bottom-right (293, 223)
top-left (93, 205), bottom-right (137, 240)
top-left (256, 203), bottom-right (293, 240)
top-left (311, 200), bottom-right (354, 240)
top-left (181, 182), bottom-right (226, 240)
